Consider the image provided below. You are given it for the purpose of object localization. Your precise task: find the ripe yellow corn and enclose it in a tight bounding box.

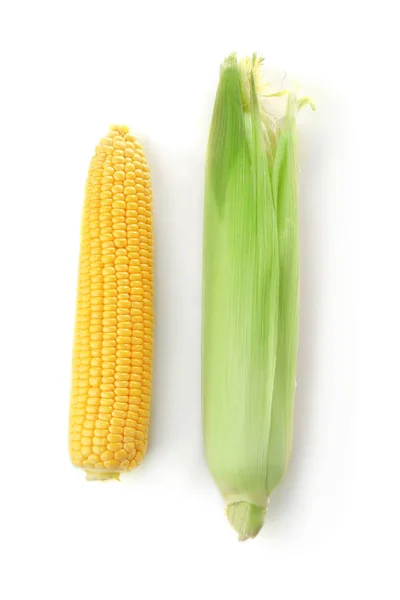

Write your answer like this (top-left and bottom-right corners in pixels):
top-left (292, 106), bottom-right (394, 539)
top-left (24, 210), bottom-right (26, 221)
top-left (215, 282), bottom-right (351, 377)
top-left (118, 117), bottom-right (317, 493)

top-left (69, 125), bottom-right (153, 480)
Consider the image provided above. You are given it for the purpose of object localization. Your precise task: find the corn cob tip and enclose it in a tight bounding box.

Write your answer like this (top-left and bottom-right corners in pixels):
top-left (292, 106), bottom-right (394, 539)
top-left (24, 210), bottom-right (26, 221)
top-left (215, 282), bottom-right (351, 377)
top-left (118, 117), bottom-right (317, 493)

top-left (85, 471), bottom-right (120, 482)
top-left (226, 502), bottom-right (266, 541)
top-left (109, 124), bottom-right (130, 134)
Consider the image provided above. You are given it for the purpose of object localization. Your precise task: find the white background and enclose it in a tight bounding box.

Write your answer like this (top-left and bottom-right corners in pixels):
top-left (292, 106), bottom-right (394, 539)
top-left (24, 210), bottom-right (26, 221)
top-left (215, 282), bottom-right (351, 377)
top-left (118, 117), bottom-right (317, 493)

top-left (0, 1), bottom-right (398, 599)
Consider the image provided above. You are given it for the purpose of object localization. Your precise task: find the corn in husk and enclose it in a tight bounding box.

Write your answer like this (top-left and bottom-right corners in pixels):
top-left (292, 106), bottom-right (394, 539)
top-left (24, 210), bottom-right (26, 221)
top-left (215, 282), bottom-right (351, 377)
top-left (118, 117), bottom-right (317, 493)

top-left (202, 54), bottom-right (313, 540)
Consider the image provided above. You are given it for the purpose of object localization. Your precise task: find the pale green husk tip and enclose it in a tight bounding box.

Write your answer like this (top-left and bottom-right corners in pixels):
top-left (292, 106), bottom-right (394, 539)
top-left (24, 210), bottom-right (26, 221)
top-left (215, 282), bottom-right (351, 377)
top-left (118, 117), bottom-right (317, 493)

top-left (226, 502), bottom-right (266, 541)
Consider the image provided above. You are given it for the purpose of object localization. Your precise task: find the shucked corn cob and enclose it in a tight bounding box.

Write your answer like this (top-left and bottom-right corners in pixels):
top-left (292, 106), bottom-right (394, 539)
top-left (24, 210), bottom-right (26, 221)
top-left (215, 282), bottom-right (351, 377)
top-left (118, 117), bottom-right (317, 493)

top-left (69, 125), bottom-right (153, 480)
top-left (202, 55), bottom-right (313, 539)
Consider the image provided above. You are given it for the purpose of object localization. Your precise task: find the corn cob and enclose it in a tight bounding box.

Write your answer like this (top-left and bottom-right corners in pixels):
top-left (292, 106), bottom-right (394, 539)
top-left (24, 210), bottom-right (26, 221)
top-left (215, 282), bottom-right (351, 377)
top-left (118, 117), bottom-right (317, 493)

top-left (202, 55), bottom-right (313, 539)
top-left (69, 125), bottom-right (153, 480)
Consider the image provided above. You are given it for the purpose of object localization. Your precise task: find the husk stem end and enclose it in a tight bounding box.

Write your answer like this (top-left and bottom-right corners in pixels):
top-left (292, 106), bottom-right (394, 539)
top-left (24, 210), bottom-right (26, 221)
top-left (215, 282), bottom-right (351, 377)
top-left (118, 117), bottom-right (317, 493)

top-left (85, 471), bottom-right (120, 482)
top-left (226, 501), bottom-right (266, 541)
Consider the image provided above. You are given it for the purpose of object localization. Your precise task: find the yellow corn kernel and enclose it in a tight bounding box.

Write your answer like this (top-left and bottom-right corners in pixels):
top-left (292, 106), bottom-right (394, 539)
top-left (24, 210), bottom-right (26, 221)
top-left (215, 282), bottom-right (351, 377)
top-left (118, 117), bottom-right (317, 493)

top-left (69, 125), bottom-right (154, 480)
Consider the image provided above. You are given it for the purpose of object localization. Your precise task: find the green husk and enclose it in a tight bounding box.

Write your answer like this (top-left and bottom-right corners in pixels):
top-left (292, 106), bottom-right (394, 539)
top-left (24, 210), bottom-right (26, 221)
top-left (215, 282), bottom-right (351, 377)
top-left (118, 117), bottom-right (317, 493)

top-left (202, 54), bottom-right (311, 540)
